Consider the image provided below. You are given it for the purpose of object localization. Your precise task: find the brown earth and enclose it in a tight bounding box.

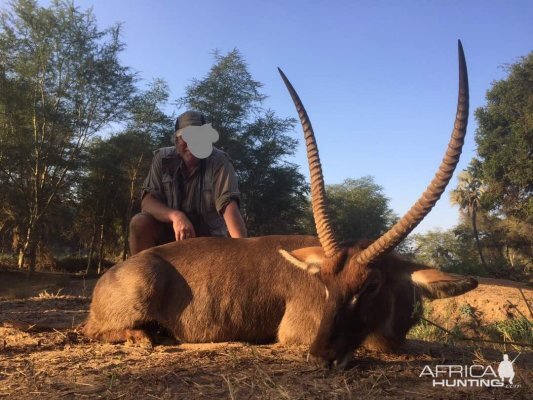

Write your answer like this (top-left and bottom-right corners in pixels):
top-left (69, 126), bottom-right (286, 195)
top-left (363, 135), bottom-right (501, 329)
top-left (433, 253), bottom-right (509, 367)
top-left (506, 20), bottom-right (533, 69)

top-left (431, 277), bottom-right (532, 324)
top-left (0, 270), bottom-right (531, 399)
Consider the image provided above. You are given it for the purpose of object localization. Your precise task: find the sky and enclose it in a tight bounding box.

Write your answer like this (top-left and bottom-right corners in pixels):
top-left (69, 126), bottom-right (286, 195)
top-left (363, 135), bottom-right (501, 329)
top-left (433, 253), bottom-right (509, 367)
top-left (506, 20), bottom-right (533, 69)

top-left (11, 0), bottom-right (533, 233)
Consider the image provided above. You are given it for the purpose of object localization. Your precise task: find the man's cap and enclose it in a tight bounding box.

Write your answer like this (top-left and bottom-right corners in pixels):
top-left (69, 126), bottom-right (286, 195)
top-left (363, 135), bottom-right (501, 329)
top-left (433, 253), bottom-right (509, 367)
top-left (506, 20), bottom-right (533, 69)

top-left (174, 111), bottom-right (206, 135)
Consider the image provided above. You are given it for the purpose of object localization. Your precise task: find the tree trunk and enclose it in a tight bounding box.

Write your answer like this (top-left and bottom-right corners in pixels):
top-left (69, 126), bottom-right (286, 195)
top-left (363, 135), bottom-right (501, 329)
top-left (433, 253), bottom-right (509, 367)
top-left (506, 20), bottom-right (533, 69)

top-left (471, 207), bottom-right (487, 268)
top-left (505, 246), bottom-right (516, 268)
top-left (122, 154), bottom-right (144, 261)
top-left (28, 239), bottom-right (37, 274)
top-left (97, 223), bottom-right (105, 275)
top-left (85, 223), bottom-right (98, 275)
top-left (18, 223), bottom-right (38, 275)
top-left (17, 246), bottom-right (26, 270)
top-left (12, 225), bottom-right (20, 254)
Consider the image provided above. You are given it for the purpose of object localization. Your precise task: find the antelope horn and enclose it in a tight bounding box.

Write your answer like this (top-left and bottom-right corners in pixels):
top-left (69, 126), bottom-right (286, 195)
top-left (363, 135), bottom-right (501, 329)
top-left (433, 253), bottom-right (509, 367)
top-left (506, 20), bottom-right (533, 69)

top-left (356, 40), bottom-right (469, 265)
top-left (278, 68), bottom-right (341, 258)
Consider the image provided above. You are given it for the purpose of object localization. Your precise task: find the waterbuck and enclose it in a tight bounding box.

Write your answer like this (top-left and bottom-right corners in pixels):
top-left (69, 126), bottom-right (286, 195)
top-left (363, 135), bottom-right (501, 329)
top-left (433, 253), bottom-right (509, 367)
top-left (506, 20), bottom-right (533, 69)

top-left (84, 41), bottom-right (477, 368)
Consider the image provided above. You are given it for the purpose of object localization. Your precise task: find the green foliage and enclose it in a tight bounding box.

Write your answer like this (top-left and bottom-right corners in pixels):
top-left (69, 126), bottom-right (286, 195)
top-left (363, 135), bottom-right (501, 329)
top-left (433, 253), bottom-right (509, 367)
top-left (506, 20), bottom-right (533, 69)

top-left (449, 166), bottom-right (531, 278)
top-left (328, 177), bottom-right (397, 241)
top-left (411, 228), bottom-right (480, 274)
top-left (0, 0), bottom-right (135, 270)
top-left (179, 49), bottom-right (308, 235)
top-left (128, 78), bottom-right (174, 147)
top-left (0, 1), bottom-right (528, 283)
top-left (408, 305), bottom-right (460, 345)
top-left (75, 80), bottom-right (172, 268)
top-left (459, 303), bottom-right (476, 319)
top-left (457, 212), bottom-right (531, 278)
top-left (300, 177), bottom-right (397, 241)
top-left (409, 301), bottom-right (532, 349)
top-left (76, 132), bottom-right (151, 256)
top-left (412, 224), bottom-right (529, 279)
top-left (474, 52), bottom-right (533, 221)
top-left (450, 169), bottom-right (486, 215)
top-left (450, 167), bottom-right (487, 267)
top-left (481, 317), bottom-right (533, 345)
top-left (448, 52), bottom-right (533, 278)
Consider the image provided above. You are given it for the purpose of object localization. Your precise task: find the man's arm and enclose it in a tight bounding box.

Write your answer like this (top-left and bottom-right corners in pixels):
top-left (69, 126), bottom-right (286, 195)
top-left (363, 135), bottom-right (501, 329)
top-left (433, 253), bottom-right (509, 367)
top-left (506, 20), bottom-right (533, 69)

top-left (222, 200), bottom-right (247, 238)
top-left (141, 194), bottom-right (196, 241)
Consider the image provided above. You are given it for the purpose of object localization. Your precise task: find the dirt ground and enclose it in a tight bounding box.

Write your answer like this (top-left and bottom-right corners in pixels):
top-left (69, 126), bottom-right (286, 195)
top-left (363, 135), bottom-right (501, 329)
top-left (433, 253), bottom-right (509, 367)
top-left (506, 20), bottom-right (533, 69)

top-left (0, 270), bottom-right (531, 399)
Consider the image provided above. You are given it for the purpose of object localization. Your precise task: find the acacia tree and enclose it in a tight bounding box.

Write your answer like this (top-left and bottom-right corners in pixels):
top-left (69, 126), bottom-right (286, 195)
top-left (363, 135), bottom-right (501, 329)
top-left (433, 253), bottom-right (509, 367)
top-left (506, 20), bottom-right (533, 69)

top-left (76, 132), bottom-right (152, 272)
top-left (76, 80), bottom-right (173, 270)
top-left (117, 79), bottom-right (173, 258)
top-left (179, 49), bottom-right (308, 235)
top-left (328, 177), bottom-right (397, 241)
top-left (0, 0), bottom-right (135, 271)
top-left (298, 177), bottom-right (397, 241)
top-left (411, 229), bottom-right (479, 274)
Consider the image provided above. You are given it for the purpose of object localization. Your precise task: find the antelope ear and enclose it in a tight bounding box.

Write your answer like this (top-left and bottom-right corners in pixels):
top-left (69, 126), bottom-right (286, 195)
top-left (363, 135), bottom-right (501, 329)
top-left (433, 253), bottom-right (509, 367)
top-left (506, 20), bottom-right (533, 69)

top-left (279, 247), bottom-right (325, 275)
top-left (409, 266), bottom-right (478, 299)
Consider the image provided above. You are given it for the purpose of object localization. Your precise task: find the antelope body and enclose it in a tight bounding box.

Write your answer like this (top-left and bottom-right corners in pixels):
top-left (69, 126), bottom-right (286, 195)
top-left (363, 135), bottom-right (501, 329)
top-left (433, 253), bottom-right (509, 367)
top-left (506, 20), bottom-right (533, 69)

top-left (84, 235), bottom-right (474, 346)
top-left (84, 42), bottom-right (477, 367)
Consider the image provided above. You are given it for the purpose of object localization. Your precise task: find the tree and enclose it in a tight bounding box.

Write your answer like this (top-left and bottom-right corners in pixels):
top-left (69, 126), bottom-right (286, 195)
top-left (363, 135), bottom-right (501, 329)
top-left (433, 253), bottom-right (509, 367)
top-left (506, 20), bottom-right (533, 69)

top-left (0, 0), bottom-right (135, 271)
top-left (474, 52), bottom-right (533, 221)
top-left (303, 177), bottom-right (397, 242)
top-left (117, 79), bottom-right (173, 258)
top-left (76, 132), bottom-right (150, 272)
top-left (411, 228), bottom-right (479, 274)
top-left (496, 217), bottom-right (532, 269)
top-left (458, 52), bottom-right (533, 276)
top-left (179, 49), bottom-right (309, 235)
top-left (127, 78), bottom-right (174, 148)
top-left (75, 79), bottom-right (173, 271)
top-left (450, 167), bottom-right (487, 268)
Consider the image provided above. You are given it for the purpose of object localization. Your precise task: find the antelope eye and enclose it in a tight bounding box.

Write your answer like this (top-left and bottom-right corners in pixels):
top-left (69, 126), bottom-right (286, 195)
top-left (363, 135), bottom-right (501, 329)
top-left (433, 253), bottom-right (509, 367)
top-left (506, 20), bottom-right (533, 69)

top-left (365, 281), bottom-right (380, 294)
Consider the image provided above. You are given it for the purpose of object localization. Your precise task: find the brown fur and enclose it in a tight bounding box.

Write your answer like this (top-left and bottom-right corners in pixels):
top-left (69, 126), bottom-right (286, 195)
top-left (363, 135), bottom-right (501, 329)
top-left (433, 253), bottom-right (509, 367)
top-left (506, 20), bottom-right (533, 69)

top-left (84, 235), bottom-right (477, 366)
top-left (85, 236), bottom-right (324, 345)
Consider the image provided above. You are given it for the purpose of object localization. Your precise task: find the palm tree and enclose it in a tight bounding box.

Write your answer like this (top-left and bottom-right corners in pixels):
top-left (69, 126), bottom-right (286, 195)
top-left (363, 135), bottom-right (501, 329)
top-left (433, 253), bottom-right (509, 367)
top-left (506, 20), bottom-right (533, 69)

top-left (450, 171), bottom-right (487, 268)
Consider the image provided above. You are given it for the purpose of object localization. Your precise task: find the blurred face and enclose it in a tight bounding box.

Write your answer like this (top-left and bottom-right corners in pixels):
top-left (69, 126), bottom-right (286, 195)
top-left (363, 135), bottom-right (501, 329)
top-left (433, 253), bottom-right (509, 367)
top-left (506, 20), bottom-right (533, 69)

top-left (175, 135), bottom-right (199, 168)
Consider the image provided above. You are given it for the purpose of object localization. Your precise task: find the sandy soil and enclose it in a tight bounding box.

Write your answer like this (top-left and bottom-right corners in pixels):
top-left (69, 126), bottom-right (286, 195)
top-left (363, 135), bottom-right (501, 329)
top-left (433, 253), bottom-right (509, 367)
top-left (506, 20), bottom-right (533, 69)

top-left (0, 270), bottom-right (531, 399)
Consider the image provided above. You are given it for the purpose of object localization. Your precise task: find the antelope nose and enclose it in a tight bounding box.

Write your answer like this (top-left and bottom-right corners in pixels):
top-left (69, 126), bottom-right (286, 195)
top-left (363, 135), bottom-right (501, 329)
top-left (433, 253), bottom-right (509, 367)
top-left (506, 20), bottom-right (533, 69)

top-left (306, 352), bottom-right (333, 369)
top-left (310, 341), bottom-right (338, 363)
top-left (308, 346), bottom-right (354, 370)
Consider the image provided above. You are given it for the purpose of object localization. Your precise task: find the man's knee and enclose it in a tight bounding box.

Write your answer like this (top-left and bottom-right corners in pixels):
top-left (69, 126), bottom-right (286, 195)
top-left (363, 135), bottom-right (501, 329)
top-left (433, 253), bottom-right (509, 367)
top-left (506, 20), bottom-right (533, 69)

top-left (129, 213), bottom-right (162, 255)
top-left (130, 213), bottom-right (159, 238)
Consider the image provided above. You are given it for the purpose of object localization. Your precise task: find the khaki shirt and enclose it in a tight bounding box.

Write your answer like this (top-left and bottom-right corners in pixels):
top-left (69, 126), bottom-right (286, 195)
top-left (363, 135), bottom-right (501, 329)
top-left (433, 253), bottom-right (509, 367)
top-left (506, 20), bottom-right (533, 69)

top-left (141, 146), bottom-right (241, 236)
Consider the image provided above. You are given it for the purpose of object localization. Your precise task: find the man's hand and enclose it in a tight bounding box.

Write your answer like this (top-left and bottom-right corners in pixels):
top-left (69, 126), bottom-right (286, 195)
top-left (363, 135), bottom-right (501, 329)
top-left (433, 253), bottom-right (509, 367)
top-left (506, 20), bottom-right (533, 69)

top-left (170, 210), bottom-right (196, 241)
top-left (141, 194), bottom-right (196, 241)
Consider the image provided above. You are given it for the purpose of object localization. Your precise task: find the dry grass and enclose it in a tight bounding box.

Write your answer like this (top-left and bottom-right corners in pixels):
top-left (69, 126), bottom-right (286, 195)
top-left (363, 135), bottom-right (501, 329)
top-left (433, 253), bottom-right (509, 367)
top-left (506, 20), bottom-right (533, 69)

top-left (1, 337), bottom-right (531, 399)
top-left (0, 271), bottom-right (531, 399)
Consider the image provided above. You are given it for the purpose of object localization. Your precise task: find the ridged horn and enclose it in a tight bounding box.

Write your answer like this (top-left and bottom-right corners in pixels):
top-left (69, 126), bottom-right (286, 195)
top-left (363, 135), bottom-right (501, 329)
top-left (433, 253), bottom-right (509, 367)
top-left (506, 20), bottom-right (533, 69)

top-left (356, 40), bottom-right (469, 265)
top-left (278, 67), bottom-right (341, 258)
